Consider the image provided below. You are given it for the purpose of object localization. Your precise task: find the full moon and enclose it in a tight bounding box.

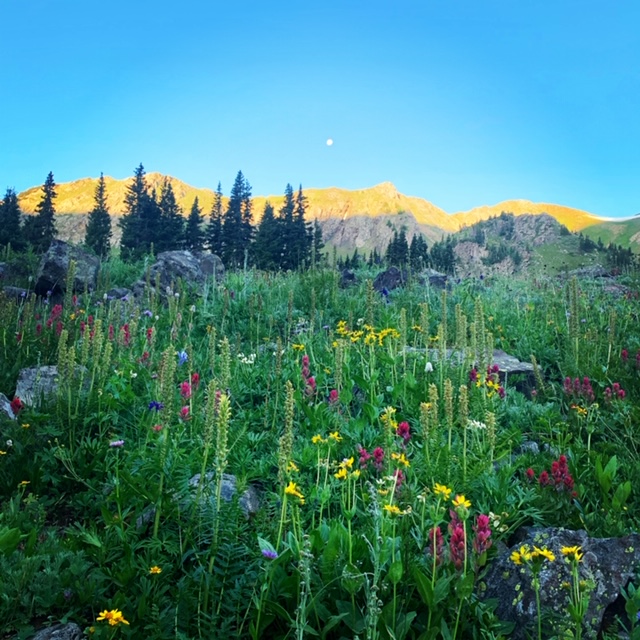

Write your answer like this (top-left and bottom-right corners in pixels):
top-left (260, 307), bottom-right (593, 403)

top-left (326, 138), bottom-right (333, 146)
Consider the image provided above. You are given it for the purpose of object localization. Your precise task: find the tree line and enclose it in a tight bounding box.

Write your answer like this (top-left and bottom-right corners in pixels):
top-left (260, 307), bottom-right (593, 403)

top-left (0, 166), bottom-right (325, 272)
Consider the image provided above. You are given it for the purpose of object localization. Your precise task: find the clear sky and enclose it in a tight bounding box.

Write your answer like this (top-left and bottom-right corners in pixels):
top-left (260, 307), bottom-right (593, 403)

top-left (1, 0), bottom-right (638, 217)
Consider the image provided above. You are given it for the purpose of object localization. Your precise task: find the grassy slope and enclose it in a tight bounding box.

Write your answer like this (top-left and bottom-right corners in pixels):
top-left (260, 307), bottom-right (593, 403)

top-left (582, 217), bottom-right (640, 249)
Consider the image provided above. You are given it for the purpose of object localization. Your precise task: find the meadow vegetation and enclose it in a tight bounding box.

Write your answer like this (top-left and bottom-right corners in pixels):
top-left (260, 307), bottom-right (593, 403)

top-left (1, 257), bottom-right (639, 639)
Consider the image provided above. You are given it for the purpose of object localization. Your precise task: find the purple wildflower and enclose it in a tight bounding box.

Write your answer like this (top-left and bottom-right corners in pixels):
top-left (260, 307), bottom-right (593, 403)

top-left (261, 549), bottom-right (278, 560)
top-left (109, 439), bottom-right (125, 448)
top-left (178, 350), bottom-right (188, 366)
top-left (149, 400), bottom-right (164, 411)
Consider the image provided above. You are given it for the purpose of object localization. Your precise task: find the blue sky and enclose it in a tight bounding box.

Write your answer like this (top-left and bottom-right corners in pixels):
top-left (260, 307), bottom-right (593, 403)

top-left (1, 0), bottom-right (638, 217)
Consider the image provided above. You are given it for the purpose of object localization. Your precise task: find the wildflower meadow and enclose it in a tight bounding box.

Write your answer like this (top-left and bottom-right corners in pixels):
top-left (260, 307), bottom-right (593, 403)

top-left (1, 259), bottom-right (640, 639)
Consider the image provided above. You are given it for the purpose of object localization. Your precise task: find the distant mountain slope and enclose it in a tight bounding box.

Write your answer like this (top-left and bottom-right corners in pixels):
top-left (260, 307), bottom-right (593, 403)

top-left (451, 200), bottom-right (602, 232)
top-left (17, 174), bottom-right (607, 235)
top-left (582, 217), bottom-right (640, 250)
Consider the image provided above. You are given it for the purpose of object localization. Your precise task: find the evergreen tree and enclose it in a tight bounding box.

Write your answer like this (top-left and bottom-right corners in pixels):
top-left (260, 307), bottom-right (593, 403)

top-left (386, 229), bottom-right (409, 266)
top-left (430, 235), bottom-right (457, 274)
top-left (292, 185), bottom-right (312, 268)
top-left (184, 196), bottom-right (204, 252)
top-left (0, 187), bottom-right (25, 252)
top-left (157, 179), bottom-right (185, 252)
top-left (206, 182), bottom-right (223, 255)
top-left (85, 173), bottom-right (112, 258)
top-left (221, 171), bottom-right (252, 267)
top-left (311, 219), bottom-right (324, 269)
top-left (409, 233), bottom-right (428, 271)
top-left (253, 202), bottom-right (280, 270)
top-left (24, 172), bottom-right (57, 252)
top-left (277, 184), bottom-right (296, 270)
top-left (119, 164), bottom-right (148, 261)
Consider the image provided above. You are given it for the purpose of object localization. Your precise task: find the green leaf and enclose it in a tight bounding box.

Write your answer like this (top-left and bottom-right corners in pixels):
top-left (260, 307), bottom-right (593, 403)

top-left (388, 559), bottom-right (403, 585)
top-left (0, 526), bottom-right (21, 555)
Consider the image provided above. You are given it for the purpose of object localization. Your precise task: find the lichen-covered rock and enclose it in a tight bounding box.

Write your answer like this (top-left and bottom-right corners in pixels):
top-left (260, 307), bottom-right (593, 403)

top-left (481, 527), bottom-right (640, 639)
top-left (0, 392), bottom-right (16, 420)
top-left (35, 239), bottom-right (100, 297)
top-left (31, 622), bottom-right (84, 640)
top-left (188, 472), bottom-right (261, 517)
top-left (340, 269), bottom-right (357, 288)
top-left (131, 250), bottom-right (224, 299)
top-left (15, 365), bottom-right (88, 408)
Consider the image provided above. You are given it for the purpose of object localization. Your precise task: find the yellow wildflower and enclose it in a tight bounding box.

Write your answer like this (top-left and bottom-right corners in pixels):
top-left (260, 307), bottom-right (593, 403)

top-left (149, 566), bottom-right (162, 574)
top-left (292, 343), bottom-right (305, 351)
top-left (18, 480), bottom-right (30, 487)
top-left (351, 469), bottom-right (361, 479)
top-left (284, 481), bottom-right (305, 504)
top-left (341, 457), bottom-right (354, 469)
top-left (391, 452), bottom-right (410, 467)
top-left (21, 423), bottom-right (30, 429)
top-left (433, 483), bottom-right (452, 500)
top-left (334, 467), bottom-right (348, 480)
top-left (510, 545), bottom-right (532, 565)
top-left (96, 609), bottom-right (130, 627)
top-left (452, 494), bottom-right (471, 509)
top-left (311, 434), bottom-right (326, 445)
top-left (532, 546), bottom-right (556, 562)
top-left (287, 461), bottom-right (300, 473)
top-left (0, 451), bottom-right (6, 455)
top-left (383, 504), bottom-right (402, 516)
top-left (561, 546), bottom-right (583, 562)
top-left (328, 431), bottom-right (342, 442)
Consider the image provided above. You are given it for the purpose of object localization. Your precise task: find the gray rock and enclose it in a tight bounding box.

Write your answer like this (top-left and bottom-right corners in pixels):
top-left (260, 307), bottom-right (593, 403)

top-left (482, 527), bottom-right (640, 639)
top-left (2, 286), bottom-right (30, 301)
top-left (340, 269), bottom-right (357, 288)
top-left (15, 365), bottom-right (88, 408)
top-left (373, 266), bottom-right (406, 293)
top-left (30, 622), bottom-right (84, 640)
top-left (567, 265), bottom-right (610, 279)
top-left (131, 250), bottom-right (224, 299)
top-left (421, 268), bottom-right (448, 289)
top-left (35, 240), bottom-right (100, 297)
top-left (0, 392), bottom-right (16, 420)
top-left (188, 472), bottom-right (261, 517)
top-left (105, 287), bottom-right (132, 300)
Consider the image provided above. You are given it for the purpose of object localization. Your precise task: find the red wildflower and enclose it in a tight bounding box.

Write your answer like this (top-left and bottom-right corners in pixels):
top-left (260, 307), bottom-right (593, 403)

top-left (472, 514), bottom-right (492, 555)
top-left (449, 522), bottom-right (466, 570)
top-left (372, 446), bottom-right (385, 471)
top-left (191, 372), bottom-right (200, 389)
top-left (10, 397), bottom-right (24, 415)
top-left (180, 381), bottom-right (192, 399)
top-left (396, 421), bottom-right (411, 444)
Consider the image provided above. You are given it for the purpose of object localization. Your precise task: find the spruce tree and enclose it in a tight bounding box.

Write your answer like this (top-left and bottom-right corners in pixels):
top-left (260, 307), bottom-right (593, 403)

top-left (277, 184), bottom-right (296, 270)
top-left (253, 202), bottom-right (280, 270)
top-left (119, 164), bottom-right (148, 261)
top-left (222, 171), bottom-right (252, 267)
top-left (206, 182), bottom-right (223, 255)
top-left (157, 179), bottom-right (185, 252)
top-left (85, 173), bottom-right (112, 258)
top-left (293, 185), bottom-right (312, 268)
top-left (0, 187), bottom-right (25, 252)
top-left (24, 172), bottom-right (57, 253)
top-left (185, 196), bottom-right (204, 252)
top-left (311, 219), bottom-right (324, 269)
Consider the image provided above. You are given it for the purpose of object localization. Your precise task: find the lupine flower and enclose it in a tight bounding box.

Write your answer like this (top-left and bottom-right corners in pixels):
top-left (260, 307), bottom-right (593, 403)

top-left (109, 440), bottom-right (125, 448)
top-left (149, 401), bottom-right (164, 411)
top-left (177, 350), bottom-right (188, 366)
top-left (262, 548), bottom-right (278, 560)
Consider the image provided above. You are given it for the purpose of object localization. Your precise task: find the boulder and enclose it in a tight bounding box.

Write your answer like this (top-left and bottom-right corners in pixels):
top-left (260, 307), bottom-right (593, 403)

top-left (35, 240), bottom-right (100, 297)
top-left (104, 287), bottom-right (132, 301)
top-left (340, 269), bottom-right (357, 288)
top-left (131, 251), bottom-right (224, 299)
top-left (188, 472), bottom-right (261, 517)
top-left (567, 265), bottom-right (610, 279)
top-left (422, 268), bottom-right (448, 289)
top-left (2, 286), bottom-right (29, 301)
top-left (482, 527), bottom-right (640, 639)
top-left (373, 266), bottom-right (406, 293)
top-left (30, 622), bottom-right (84, 640)
top-left (0, 392), bottom-right (16, 420)
top-left (15, 365), bottom-right (88, 408)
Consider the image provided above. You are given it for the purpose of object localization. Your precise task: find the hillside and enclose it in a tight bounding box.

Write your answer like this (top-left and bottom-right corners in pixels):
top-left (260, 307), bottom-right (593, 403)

top-left (582, 217), bottom-right (640, 251)
top-left (17, 174), bottom-right (607, 236)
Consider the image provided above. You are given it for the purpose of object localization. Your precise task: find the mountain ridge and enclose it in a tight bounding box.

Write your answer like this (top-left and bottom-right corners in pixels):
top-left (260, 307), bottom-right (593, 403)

top-left (16, 173), bottom-right (608, 234)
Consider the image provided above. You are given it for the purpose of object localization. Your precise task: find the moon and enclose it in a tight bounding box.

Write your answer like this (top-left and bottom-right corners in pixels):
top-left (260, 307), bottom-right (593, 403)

top-left (326, 138), bottom-right (334, 146)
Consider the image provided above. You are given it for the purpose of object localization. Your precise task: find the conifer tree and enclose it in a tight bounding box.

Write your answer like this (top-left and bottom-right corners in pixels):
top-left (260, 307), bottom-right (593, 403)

top-left (157, 179), bottom-right (185, 252)
top-left (221, 171), bottom-right (252, 267)
top-left (85, 173), bottom-right (112, 258)
top-left (184, 196), bottom-right (204, 252)
top-left (277, 184), bottom-right (296, 270)
top-left (119, 164), bottom-right (148, 261)
top-left (253, 202), bottom-right (280, 270)
top-left (311, 219), bottom-right (324, 269)
top-left (293, 185), bottom-right (312, 268)
top-left (0, 187), bottom-right (25, 252)
top-left (24, 172), bottom-right (57, 253)
top-left (409, 233), bottom-right (429, 271)
top-left (206, 182), bottom-right (223, 255)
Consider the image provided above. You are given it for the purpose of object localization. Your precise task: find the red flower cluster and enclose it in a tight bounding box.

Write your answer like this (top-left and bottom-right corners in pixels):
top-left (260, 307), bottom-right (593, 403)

top-left (472, 514), bottom-right (492, 555)
top-left (10, 396), bottom-right (23, 415)
top-left (563, 376), bottom-right (595, 403)
top-left (604, 382), bottom-right (626, 402)
top-left (526, 454), bottom-right (575, 494)
top-left (396, 421), bottom-right (411, 444)
top-left (448, 511), bottom-right (466, 570)
top-left (301, 355), bottom-right (316, 396)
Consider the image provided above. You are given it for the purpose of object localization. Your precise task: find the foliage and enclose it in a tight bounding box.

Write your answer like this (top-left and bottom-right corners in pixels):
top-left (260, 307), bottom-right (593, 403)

top-left (84, 173), bottom-right (113, 258)
top-left (23, 172), bottom-right (57, 253)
